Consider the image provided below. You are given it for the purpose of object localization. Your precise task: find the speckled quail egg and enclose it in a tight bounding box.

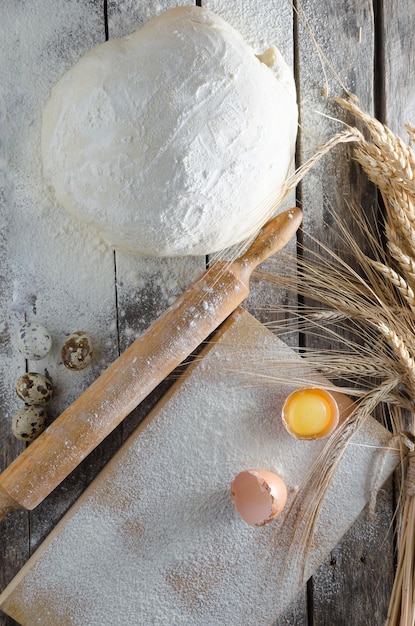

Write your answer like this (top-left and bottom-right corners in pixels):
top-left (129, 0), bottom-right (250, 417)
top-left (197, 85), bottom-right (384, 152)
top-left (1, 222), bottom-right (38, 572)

top-left (61, 331), bottom-right (93, 370)
top-left (16, 322), bottom-right (52, 360)
top-left (12, 405), bottom-right (47, 441)
top-left (15, 372), bottom-right (53, 405)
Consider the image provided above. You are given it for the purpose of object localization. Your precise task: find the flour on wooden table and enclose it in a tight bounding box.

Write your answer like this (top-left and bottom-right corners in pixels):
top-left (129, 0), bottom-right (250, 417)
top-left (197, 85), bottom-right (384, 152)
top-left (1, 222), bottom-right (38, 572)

top-left (0, 312), bottom-right (399, 625)
top-left (0, 2), bottom-right (385, 624)
top-left (0, 1), bottom-right (119, 426)
top-left (0, 1), bottom-right (206, 423)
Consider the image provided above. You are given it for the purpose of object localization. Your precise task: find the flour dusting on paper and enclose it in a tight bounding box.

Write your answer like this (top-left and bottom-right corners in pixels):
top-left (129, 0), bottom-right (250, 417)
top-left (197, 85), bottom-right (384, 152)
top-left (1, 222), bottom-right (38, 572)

top-left (0, 313), bottom-right (399, 625)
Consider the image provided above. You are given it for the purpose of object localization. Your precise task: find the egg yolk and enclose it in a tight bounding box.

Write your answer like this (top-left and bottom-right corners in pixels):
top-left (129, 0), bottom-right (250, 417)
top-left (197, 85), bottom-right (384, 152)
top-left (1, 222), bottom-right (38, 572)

top-left (282, 388), bottom-right (338, 439)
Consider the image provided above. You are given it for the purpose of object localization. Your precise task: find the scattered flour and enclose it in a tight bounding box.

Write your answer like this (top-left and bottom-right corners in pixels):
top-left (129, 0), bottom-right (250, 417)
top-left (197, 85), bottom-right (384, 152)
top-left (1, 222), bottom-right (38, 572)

top-left (0, 312), bottom-right (399, 625)
top-left (0, 0), bottom-right (120, 426)
top-left (0, 1), bottom-right (374, 625)
top-left (0, 0), bottom-right (206, 426)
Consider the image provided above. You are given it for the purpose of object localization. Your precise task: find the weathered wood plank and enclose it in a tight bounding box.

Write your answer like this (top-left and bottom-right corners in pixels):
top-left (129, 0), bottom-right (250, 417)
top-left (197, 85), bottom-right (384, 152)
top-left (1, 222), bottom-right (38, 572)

top-left (376, 2), bottom-right (415, 624)
top-left (381, 0), bottom-right (415, 136)
top-left (105, 1), bottom-right (207, 444)
top-left (311, 480), bottom-right (395, 625)
top-left (202, 2), bottom-right (305, 623)
top-left (0, 6), bottom-right (28, 611)
top-left (23, 0), bottom-right (121, 553)
top-left (295, 1), bottom-right (395, 624)
top-left (200, 1), bottom-right (304, 621)
top-left (202, 0), bottom-right (298, 333)
top-left (0, 3), bottom-right (119, 625)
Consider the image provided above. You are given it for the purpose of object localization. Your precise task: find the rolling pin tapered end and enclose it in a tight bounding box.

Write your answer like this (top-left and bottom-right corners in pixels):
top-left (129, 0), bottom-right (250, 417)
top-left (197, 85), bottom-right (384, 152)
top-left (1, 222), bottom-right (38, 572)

top-left (238, 207), bottom-right (303, 272)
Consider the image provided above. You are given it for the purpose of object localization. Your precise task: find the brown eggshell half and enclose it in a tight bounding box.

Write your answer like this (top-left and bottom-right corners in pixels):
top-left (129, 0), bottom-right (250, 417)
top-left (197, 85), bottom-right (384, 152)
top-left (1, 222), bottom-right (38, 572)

top-left (231, 469), bottom-right (287, 526)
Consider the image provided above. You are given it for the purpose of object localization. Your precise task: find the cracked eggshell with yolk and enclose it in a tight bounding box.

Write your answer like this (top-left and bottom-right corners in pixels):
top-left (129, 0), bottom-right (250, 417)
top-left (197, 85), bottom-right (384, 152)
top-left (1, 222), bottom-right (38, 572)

top-left (41, 6), bottom-right (298, 256)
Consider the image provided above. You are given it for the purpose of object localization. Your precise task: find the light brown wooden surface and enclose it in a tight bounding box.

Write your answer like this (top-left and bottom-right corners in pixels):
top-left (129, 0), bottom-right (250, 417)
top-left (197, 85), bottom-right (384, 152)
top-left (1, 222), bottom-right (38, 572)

top-left (1, 1), bottom-right (414, 625)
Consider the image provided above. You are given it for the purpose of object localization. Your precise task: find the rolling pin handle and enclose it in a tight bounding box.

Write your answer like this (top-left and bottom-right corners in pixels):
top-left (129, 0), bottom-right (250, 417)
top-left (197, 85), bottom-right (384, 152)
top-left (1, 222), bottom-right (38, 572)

top-left (237, 207), bottom-right (302, 273)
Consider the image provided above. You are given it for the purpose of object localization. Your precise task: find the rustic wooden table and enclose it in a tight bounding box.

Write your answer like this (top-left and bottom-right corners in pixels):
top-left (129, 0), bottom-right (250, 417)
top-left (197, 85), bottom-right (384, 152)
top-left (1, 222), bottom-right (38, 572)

top-left (0, 1), bottom-right (413, 624)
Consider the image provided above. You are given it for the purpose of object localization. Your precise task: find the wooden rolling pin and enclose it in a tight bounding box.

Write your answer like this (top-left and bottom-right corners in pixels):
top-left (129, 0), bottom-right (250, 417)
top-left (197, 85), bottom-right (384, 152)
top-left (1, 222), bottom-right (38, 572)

top-left (0, 207), bottom-right (302, 520)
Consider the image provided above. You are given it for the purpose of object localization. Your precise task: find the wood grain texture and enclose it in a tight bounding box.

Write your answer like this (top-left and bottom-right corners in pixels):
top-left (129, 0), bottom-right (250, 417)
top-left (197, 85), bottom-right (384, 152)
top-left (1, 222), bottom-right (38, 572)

top-left (0, 0), bottom-right (411, 624)
top-left (295, 1), bottom-right (395, 624)
top-left (381, 0), bottom-right (415, 137)
top-left (106, 1), bottom-right (207, 443)
top-left (203, 0), bottom-right (298, 335)
top-left (0, 310), bottom-right (400, 625)
top-left (200, 6), bottom-right (303, 620)
top-left (0, 3), bottom-right (115, 626)
top-left (310, 479), bottom-right (395, 625)
top-left (21, 0), bottom-right (121, 553)
top-left (0, 6), bottom-right (28, 612)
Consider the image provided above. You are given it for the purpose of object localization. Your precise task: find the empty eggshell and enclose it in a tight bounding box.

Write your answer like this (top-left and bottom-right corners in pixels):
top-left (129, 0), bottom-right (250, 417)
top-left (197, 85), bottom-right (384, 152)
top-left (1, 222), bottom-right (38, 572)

top-left (12, 405), bottom-right (47, 441)
top-left (16, 322), bottom-right (52, 360)
top-left (231, 469), bottom-right (288, 527)
top-left (15, 372), bottom-right (53, 405)
top-left (61, 331), bottom-right (93, 370)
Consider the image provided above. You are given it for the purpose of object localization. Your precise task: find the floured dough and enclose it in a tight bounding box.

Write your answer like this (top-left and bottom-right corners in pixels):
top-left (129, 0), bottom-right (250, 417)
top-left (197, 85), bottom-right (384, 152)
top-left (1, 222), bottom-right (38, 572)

top-left (41, 6), bottom-right (298, 256)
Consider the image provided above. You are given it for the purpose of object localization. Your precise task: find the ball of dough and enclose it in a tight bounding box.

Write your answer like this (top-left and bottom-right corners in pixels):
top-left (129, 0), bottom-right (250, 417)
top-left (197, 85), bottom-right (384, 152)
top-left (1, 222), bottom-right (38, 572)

top-left (41, 6), bottom-right (297, 256)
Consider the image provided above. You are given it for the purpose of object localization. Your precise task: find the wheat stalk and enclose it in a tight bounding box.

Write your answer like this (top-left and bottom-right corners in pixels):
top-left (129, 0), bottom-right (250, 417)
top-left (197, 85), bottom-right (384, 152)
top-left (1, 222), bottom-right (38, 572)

top-left (387, 236), bottom-right (415, 289)
top-left (318, 99), bottom-right (415, 625)
top-left (336, 97), bottom-right (415, 264)
top-left (368, 259), bottom-right (415, 315)
top-left (254, 97), bottom-right (415, 623)
top-left (272, 379), bottom-right (400, 604)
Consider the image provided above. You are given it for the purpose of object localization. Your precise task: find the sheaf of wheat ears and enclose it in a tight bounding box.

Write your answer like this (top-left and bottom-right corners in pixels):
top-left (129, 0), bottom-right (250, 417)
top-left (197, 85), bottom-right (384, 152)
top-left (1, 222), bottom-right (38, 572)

top-left (376, 321), bottom-right (415, 390)
top-left (355, 145), bottom-right (415, 228)
top-left (258, 97), bottom-right (415, 620)
top-left (260, 244), bottom-right (415, 391)
top-left (336, 96), bottom-right (415, 177)
top-left (365, 174), bottom-right (415, 257)
top-left (356, 151), bottom-right (415, 261)
top-left (386, 230), bottom-right (415, 288)
top-left (354, 140), bottom-right (415, 197)
top-left (368, 258), bottom-right (415, 316)
top-left (336, 97), bottom-right (415, 261)
top-left (406, 123), bottom-right (415, 143)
